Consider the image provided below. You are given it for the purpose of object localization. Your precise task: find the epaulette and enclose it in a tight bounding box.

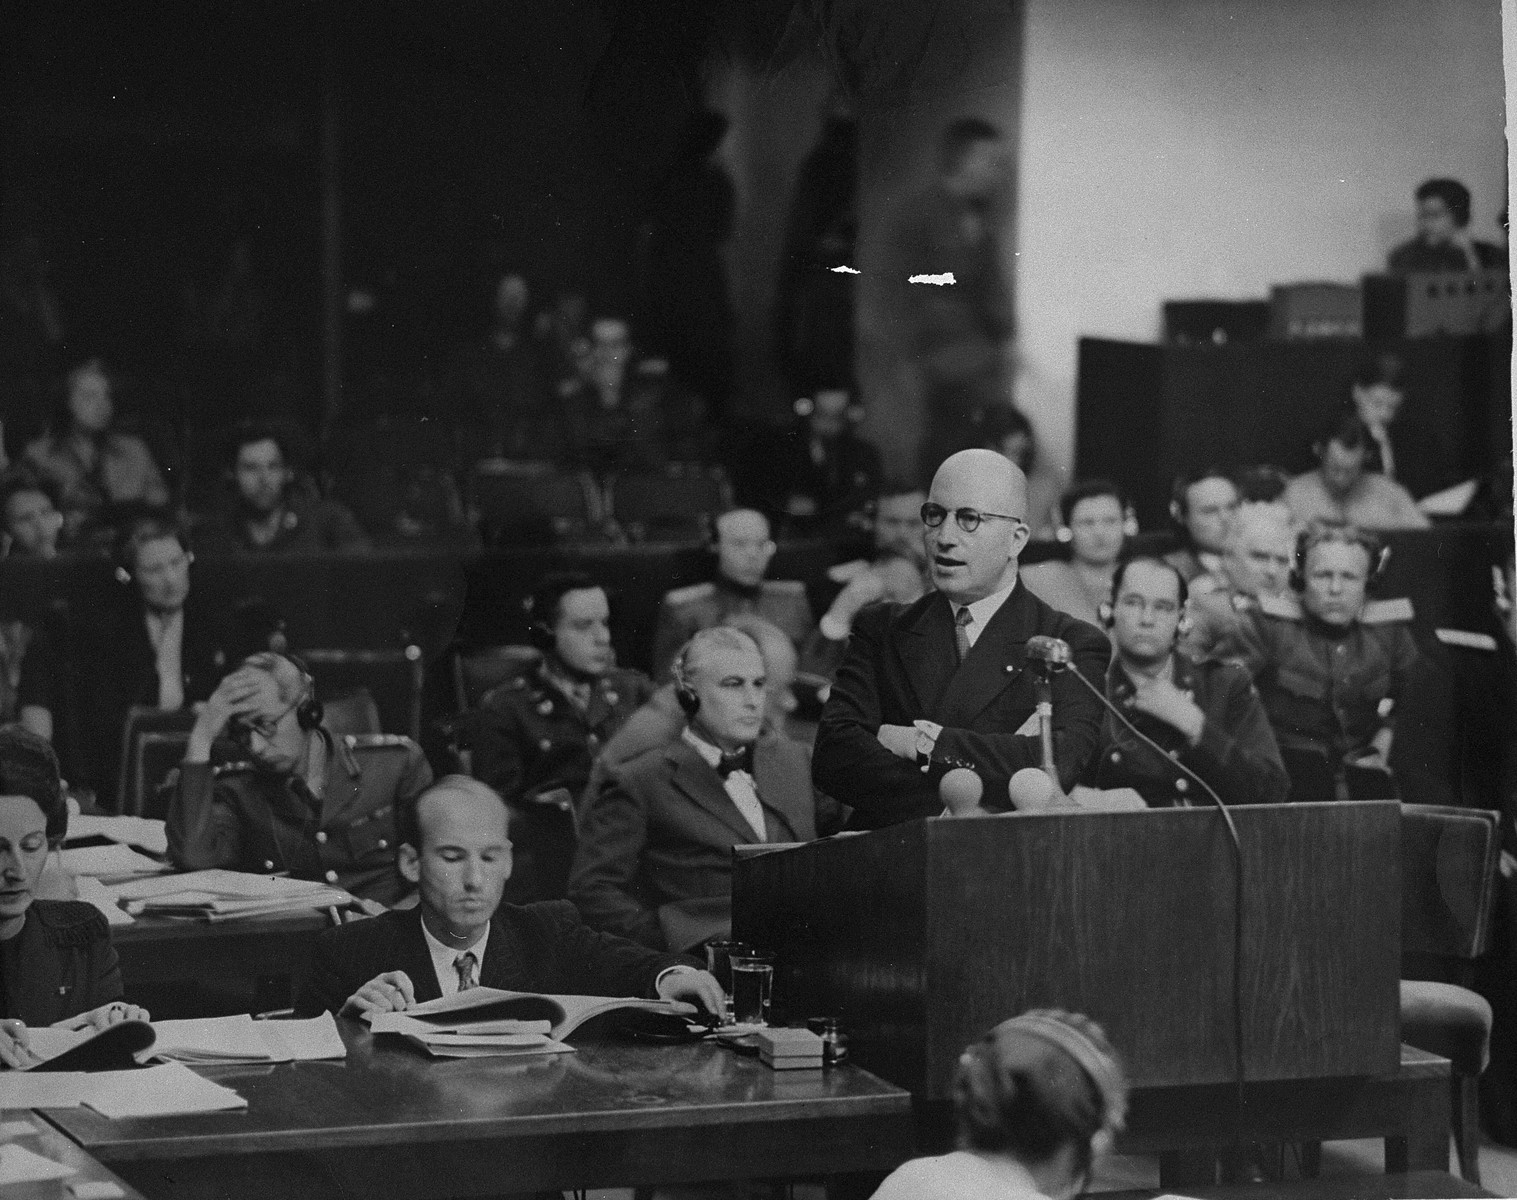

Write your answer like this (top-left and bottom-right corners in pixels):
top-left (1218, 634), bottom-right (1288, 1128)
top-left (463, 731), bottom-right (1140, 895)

top-left (213, 760), bottom-right (256, 777)
top-left (1257, 593), bottom-right (1304, 620)
top-left (762, 579), bottom-right (807, 595)
top-left (664, 582), bottom-right (715, 605)
top-left (1361, 597), bottom-right (1415, 625)
top-left (345, 733), bottom-right (416, 751)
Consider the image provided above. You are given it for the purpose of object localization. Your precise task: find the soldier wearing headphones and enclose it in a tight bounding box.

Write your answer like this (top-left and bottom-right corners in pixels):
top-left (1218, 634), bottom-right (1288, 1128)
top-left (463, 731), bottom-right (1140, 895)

top-left (1231, 523), bottom-right (1421, 804)
top-left (569, 626), bottom-right (836, 952)
top-left (166, 651), bottom-right (432, 905)
top-left (1083, 556), bottom-right (1287, 808)
top-left (649, 508), bottom-right (815, 681)
top-left (462, 572), bottom-right (654, 903)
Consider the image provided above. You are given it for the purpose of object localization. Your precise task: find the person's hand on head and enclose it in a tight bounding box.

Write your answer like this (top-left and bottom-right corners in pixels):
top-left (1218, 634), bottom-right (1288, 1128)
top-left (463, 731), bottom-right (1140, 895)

top-left (187, 668), bottom-right (272, 761)
top-left (829, 571), bottom-right (886, 623)
top-left (341, 971), bottom-right (416, 1019)
top-left (656, 968), bottom-right (726, 1016)
top-left (0, 1019), bottom-right (38, 1069)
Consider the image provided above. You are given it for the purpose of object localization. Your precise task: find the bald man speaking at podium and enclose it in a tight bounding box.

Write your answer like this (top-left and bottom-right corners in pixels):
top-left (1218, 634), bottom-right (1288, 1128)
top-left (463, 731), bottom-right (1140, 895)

top-left (813, 449), bottom-right (1109, 827)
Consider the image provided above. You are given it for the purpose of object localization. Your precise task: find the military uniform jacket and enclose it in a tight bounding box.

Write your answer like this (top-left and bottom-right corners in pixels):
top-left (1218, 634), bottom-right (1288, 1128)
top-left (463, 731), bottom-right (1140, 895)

top-left (165, 728), bottom-right (433, 905)
top-left (468, 663), bottom-right (655, 805)
top-left (1085, 654), bottom-right (1288, 808)
top-left (650, 577), bottom-right (816, 680)
top-left (1181, 586), bottom-right (1259, 663)
top-left (0, 901), bottom-right (123, 1026)
top-left (1232, 593), bottom-right (1421, 762)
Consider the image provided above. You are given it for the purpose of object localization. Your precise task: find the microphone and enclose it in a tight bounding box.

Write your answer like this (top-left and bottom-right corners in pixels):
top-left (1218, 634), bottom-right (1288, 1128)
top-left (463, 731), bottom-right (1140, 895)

top-left (1007, 767), bottom-right (1074, 812)
top-left (939, 768), bottom-right (985, 817)
top-left (1025, 635), bottom-right (1072, 672)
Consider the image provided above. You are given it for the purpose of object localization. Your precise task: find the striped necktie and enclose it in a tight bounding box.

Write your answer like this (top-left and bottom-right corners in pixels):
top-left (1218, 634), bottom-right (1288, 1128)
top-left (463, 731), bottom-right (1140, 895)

top-left (954, 606), bottom-right (974, 662)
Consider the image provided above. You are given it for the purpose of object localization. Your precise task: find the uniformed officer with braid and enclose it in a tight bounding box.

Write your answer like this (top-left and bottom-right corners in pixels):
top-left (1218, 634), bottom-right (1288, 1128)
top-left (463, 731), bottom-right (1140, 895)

top-left (1232, 523), bottom-right (1421, 804)
top-left (165, 652), bottom-right (432, 905)
top-left (462, 573), bottom-right (654, 902)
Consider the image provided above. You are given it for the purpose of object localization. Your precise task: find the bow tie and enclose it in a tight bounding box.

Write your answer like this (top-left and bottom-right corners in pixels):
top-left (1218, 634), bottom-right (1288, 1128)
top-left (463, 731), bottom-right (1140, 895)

top-left (716, 747), bottom-right (755, 779)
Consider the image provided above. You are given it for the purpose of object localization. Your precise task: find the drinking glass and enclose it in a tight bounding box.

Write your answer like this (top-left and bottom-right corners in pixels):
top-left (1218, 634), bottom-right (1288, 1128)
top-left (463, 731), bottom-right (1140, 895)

top-left (729, 953), bottom-right (774, 1027)
top-left (704, 940), bottom-right (749, 1021)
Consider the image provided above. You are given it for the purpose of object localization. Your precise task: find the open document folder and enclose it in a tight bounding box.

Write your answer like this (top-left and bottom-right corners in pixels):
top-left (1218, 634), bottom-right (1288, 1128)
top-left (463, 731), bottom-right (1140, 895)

top-left (20, 1013), bottom-right (345, 1070)
top-left (366, 988), bottom-right (694, 1058)
top-left (109, 869), bottom-right (353, 919)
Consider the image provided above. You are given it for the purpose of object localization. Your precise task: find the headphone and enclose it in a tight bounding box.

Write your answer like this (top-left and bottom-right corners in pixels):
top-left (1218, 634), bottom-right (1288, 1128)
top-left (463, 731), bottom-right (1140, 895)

top-left (1168, 468), bottom-right (1233, 531)
top-left (1289, 524), bottom-right (1390, 593)
top-left (1098, 557), bottom-right (1191, 638)
top-left (523, 593), bottom-right (556, 653)
top-left (113, 521), bottom-right (194, 585)
top-left (243, 650), bottom-right (324, 731)
top-left (971, 1010), bottom-right (1129, 1135)
top-left (672, 639), bottom-right (701, 716)
top-left (523, 573), bottom-right (602, 654)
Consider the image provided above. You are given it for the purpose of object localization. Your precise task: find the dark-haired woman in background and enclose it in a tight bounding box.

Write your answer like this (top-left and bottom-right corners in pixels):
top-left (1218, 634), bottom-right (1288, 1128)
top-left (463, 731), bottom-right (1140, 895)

top-left (872, 1009), bottom-right (1127, 1200)
top-left (0, 727), bottom-right (148, 1068)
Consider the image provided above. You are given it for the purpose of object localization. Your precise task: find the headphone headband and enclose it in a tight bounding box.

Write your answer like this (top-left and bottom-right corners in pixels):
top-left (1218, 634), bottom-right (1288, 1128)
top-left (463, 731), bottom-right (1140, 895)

top-left (987, 1012), bottom-right (1128, 1133)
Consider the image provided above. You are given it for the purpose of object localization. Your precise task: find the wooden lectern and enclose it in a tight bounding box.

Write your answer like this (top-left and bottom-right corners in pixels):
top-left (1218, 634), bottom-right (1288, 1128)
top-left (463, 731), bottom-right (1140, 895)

top-left (733, 802), bottom-right (1401, 1100)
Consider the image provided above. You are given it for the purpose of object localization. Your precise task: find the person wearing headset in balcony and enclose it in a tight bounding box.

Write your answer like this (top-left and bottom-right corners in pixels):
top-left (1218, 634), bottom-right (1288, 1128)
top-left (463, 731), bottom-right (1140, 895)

top-left (165, 651), bottom-right (432, 905)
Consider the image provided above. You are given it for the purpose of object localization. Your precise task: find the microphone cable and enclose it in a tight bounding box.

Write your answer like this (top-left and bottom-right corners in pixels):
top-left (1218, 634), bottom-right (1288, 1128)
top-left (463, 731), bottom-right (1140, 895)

top-left (1055, 661), bottom-right (1249, 1155)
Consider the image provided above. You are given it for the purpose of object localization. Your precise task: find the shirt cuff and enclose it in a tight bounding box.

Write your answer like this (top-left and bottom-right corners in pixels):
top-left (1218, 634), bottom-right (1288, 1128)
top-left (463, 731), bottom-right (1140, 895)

top-left (818, 612), bottom-right (853, 642)
top-left (655, 964), bottom-right (698, 993)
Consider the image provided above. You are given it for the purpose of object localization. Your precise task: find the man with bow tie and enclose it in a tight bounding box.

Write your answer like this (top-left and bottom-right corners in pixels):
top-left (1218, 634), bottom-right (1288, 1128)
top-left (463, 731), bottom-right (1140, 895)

top-left (569, 626), bottom-right (837, 952)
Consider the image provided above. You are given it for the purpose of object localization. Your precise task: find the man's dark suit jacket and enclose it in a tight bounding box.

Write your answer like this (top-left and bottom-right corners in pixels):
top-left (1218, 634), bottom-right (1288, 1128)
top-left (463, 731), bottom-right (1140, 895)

top-left (813, 581), bottom-right (1110, 827)
top-left (294, 901), bottom-right (692, 1017)
top-left (569, 729), bottom-right (825, 951)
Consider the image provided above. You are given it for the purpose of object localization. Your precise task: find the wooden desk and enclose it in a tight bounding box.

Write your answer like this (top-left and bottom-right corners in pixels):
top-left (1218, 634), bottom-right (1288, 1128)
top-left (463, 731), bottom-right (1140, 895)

top-left (1120, 1045), bottom-right (1453, 1184)
top-left (1099, 1168), bottom-right (1495, 1199)
top-left (42, 1025), bottom-right (913, 1199)
top-left (0, 1110), bottom-right (146, 1200)
top-left (114, 911), bottom-right (329, 1018)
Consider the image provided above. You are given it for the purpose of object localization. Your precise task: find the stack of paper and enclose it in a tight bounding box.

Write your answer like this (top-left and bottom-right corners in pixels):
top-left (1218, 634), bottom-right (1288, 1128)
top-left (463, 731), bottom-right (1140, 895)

top-left (148, 1014), bottom-right (346, 1065)
top-left (0, 1063), bottom-right (247, 1117)
top-left (74, 877), bottom-right (134, 926)
top-left (368, 1010), bottom-right (568, 1059)
top-left (111, 870), bottom-right (352, 920)
top-left (66, 814), bottom-right (169, 856)
top-left (57, 843), bottom-right (169, 880)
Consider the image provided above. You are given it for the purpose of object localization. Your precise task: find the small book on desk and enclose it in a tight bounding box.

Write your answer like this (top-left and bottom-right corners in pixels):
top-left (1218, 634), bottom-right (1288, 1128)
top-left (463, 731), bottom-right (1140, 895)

top-left (366, 988), bottom-right (691, 1057)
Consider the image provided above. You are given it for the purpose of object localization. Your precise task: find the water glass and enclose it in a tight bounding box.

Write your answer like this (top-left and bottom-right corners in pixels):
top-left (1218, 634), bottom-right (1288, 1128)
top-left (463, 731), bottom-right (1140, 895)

top-left (729, 953), bottom-right (774, 1027)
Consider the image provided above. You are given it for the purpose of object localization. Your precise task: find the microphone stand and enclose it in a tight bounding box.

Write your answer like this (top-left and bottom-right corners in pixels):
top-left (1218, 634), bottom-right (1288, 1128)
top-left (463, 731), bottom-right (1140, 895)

top-left (1033, 669), bottom-right (1057, 780)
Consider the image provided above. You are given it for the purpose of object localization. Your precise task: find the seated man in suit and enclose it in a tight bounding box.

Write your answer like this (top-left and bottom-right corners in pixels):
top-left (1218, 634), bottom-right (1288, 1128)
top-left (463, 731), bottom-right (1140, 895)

top-left (166, 652), bottom-right (433, 905)
top-left (649, 508), bottom-right (814, 680)
top-left (1232, 524), bottom-right (1421, 804)
top-left (1282, 414), bottom-right (1429, 533)
top-left (1083, 556), bottom-right (1287, 808)
top-left (813, 448), bottom-right (1109, 827)
top-left (462, 572), bottom-right (654, 902)
top-left (570, 626), bottom-right (836, 952)
top-left (296, 775), bottom-right (723, 1018)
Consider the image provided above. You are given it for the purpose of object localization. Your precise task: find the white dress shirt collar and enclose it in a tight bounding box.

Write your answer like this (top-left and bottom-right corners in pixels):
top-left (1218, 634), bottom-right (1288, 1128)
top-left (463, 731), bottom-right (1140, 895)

top-left (421, 917), bottom-right (492, 998)
top-left (952, 579), bottom-right (1018, 649)
top-left (680, 728), bottom-right (767, 842)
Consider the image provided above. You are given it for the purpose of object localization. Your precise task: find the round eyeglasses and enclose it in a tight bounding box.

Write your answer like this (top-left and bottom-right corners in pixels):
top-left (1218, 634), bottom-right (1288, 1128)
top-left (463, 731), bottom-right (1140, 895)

top-left (920, 503), bottom-right (1025, 534)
